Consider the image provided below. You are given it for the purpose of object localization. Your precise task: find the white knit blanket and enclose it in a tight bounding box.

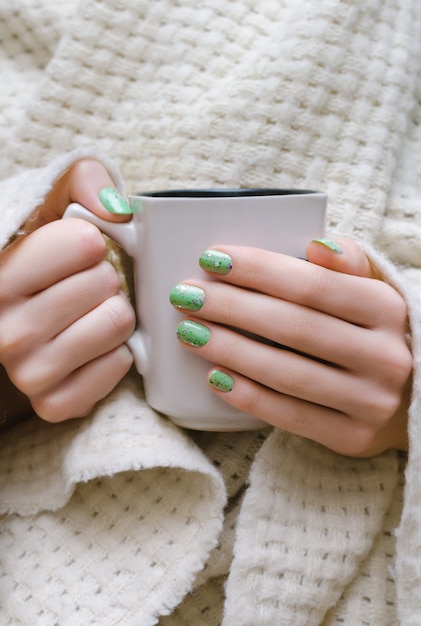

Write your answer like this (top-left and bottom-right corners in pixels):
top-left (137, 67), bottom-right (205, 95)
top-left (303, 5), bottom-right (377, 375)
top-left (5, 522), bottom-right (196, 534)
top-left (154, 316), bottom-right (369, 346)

top-left (1, 2), bottom-right (421, 624)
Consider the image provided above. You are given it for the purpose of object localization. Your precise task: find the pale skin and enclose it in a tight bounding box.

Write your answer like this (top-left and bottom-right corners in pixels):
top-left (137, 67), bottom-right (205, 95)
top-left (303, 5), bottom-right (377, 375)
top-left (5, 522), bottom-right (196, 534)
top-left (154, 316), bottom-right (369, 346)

top-left (0, 160), bottom-right (135, 425)
top-left (0, 159), bottom-right (413, 457)
top-left (173, 242), bottom-right (412, 457)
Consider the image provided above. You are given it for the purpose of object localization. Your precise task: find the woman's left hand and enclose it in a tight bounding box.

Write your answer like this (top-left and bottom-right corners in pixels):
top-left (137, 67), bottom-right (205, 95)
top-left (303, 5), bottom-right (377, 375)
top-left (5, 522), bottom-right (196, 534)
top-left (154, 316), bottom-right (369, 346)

top-left (169, 238), bottom-right (412, 457)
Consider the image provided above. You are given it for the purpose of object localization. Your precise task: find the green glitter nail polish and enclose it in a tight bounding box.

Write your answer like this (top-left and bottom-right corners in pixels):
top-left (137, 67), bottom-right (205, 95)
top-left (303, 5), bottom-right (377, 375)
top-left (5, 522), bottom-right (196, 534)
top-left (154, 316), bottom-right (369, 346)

top-left (99, 187), bottom-right (133, 214)
top-left (176, 320), bottom-right (211, 347)
top-left (169, 284), bottom-right (205, 311)
top-left (311, 238), bottom-right (343, 254)
top-left (208, 369), bottom-right (234, 392)
top-left (199, 250), bottom-right (233, 275)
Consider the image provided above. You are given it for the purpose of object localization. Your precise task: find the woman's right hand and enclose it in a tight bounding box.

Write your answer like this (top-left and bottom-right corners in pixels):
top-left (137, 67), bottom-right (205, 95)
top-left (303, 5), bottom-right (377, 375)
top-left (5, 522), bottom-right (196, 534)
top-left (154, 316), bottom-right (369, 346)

top-left (0, 160), bottom-right (136, 424)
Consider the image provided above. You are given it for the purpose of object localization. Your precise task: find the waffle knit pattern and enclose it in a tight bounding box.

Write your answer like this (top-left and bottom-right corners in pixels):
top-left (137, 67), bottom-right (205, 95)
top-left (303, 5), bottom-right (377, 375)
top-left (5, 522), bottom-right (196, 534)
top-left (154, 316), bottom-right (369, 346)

top-left (0, 1), bottom-right (421, 624)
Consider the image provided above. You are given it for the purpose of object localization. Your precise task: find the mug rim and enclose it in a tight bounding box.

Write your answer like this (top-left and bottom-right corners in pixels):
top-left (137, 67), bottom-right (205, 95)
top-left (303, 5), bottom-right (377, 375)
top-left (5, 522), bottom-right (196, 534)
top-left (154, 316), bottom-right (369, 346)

top-left (131, 188), bottom-right (319, 198)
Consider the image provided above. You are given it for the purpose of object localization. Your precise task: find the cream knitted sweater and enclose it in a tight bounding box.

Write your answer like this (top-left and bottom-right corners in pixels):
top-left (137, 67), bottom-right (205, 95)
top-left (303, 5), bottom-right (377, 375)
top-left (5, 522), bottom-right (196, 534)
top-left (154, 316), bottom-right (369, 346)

top-left (1, 1), bottom-right (421, 624)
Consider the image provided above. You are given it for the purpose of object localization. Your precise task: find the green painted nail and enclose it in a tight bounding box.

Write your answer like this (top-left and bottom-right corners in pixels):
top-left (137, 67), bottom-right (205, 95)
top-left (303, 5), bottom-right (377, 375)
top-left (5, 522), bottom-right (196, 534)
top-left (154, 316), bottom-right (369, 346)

top-left (199, 250), bottom-right (233, 275)
top-left (312, 238), bottom-right (343, 254)
top-left (208, 369), bottom-right (234, 392)
top-left (99, 187), bottom-right (133, 214)
top-left (176, 320), bottom-right (210, 347)
top-left (169, 284), bottom-right (205, 311)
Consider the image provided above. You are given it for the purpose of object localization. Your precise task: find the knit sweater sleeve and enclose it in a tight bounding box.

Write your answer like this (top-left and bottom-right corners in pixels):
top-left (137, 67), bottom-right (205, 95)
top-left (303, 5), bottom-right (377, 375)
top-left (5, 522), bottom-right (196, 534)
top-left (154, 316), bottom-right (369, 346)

top-left (0, 150), bottom-right (227, 624)
top-left (372, 215), bottom-right (421, 623)
top-left (0, 147), bottom-right (125, 250)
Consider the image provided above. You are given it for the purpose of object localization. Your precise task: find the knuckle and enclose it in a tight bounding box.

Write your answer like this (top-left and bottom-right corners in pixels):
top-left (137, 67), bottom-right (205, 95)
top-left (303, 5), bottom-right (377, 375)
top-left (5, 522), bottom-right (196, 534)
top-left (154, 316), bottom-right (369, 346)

top-left (279, 403), bottom-right (310, 434)
top-left (112, 344), bottom-right (134, 373)
top-left (0, 328), bottom-right (20, 360)
top-left (392, 293), bottom-right (409, 326)
top-left (340, 423), bottom-right (378, 457)
top-left (375, 282), bottom-right (408, 327)
top-left (31, 377), bottom-right (102, 422)
top-left (285, 309), bottom-right (320, 348)
top-left (104, 295), bottom-right (136, 339)
top-left (12, 358), bottom-right (53, 398)
top-left (383, 344), bottom-right (413, 384)
top-left (400, 346), bottom-right (413, 380)
top-left (31, 395), bottom-right (61, 423)
top-left (32, 393), bottom-right (93, 423)
top-left (235, 384), bottom-right (265, 417)
top-left (374, 392), bottom-right (402, 423)
top-left (299, 264), bottom-right (332, 305)
top-left (70, 158), bottom-right (101, 181)
top-left (357, 386), bottom-right (402, 427)
top-left (98, 260), bottom-right (122, 295)
top-left (222, 291), bottom-right (239, 327)
top-left (0, 318), bottom-right (39, 361)
top-left (244, 264), bottom-right (264, 290)
top-left (74, 220), bottom-right (106, 265)
top-left (68, 159), bottom-right (88, 179)
top-left (371, 335), bottom-right (413, 387)
top-left (219, 331), bottom-right (249, 369)
top-left (280, 360), bottom-right (314, 398)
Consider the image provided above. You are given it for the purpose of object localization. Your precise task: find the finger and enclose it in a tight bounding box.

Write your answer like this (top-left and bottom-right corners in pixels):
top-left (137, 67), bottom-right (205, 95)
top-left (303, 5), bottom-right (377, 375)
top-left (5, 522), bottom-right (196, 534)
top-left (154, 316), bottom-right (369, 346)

top-left (43, 158), bottom-right (132, 223)
top-left (11, 292), bottom-right (135, 396)
top-left (31, 345), bottom-right (133, 422)
top-left (306, 237), bottom-right (380, 278)
top-left (0, 219), bottom-right (107, 298)
top-left (172, 280), bottom-right (411, 400)
top-left (197, 246), bottom-right (405, 329)
top-left (0, 261), bottom-right (121, 357)
top-left (170, 280), bottom-right (375, 370)
top-left (175, 319), bottom-right (394, 419)
top-left (205, 367), bottom-right (385, 457)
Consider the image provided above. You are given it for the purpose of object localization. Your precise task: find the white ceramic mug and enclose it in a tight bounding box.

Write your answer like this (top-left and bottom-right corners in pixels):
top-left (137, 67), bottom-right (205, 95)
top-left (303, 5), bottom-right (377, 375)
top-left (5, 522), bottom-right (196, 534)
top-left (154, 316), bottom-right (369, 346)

top-left (64, 189), bottom-right (327, 430)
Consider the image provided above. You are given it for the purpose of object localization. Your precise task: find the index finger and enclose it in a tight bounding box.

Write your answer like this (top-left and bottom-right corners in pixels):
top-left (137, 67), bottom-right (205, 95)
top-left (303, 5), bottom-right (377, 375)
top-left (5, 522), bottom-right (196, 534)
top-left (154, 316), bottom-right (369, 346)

top-left (199, 246), bottom-right (404, 329)
top-left (0, 219), bottom-right (106, 298)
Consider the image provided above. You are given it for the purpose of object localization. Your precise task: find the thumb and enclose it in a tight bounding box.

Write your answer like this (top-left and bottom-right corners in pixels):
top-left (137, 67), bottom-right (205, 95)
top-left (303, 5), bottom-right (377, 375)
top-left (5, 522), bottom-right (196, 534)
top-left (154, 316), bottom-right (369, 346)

top-left (44, 158), bottom-right (132, 223)
top-left (306, 237), bottom-right (379, 279)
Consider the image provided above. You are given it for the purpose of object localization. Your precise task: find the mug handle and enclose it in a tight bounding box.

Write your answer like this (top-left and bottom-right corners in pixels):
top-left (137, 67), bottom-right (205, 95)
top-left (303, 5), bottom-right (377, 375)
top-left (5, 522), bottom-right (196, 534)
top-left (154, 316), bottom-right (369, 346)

top-left (62, 203), bottom-right (149, 375)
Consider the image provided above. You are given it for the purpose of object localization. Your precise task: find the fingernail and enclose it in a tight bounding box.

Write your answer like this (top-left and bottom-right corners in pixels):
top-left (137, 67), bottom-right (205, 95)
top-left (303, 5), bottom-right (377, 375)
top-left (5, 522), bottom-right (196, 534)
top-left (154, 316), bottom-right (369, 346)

top-left (99, 187), bottom-right (133, 214)
top-left (208, 369), bottom-right (234, 392)
top-left (311, 238), bottom-right (343, 254)
top-left (199, 250), bottom-right (233, 275)
top-left (176, 320), bottom-right (211, 347)
top-left (169, 284), bottom-right (205, 311)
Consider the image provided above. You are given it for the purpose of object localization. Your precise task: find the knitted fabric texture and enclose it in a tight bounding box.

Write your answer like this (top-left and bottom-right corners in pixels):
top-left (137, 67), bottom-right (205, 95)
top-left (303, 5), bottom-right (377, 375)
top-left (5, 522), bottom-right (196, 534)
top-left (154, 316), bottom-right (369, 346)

top-left (1, 1), bottom-right (421, 625)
